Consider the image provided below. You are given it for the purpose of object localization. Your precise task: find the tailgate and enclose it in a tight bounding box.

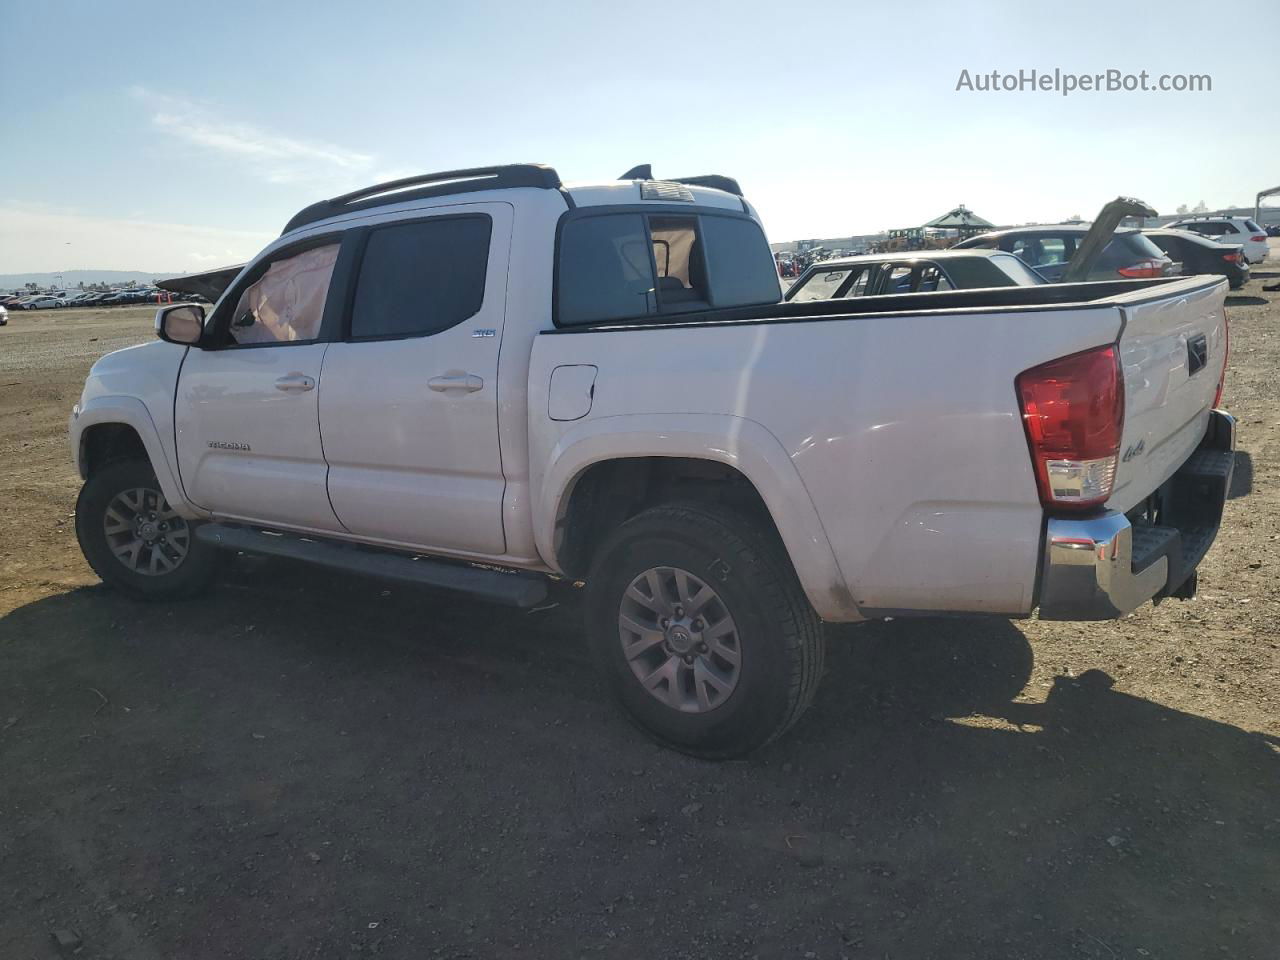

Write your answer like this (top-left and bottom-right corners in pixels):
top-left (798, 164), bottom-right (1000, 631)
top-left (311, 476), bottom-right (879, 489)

top-left (1108, 277), bottom-right (1227, 513)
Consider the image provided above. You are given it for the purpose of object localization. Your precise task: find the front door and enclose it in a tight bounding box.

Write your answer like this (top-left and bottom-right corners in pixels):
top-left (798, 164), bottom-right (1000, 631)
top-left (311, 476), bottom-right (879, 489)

top-left (319, 203), bottom-right (512, 555)
top-left (174, 239), bottom-right (346, 532)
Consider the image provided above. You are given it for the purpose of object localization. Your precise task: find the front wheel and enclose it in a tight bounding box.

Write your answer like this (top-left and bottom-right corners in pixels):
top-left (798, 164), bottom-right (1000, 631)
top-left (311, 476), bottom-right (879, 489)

top-left (585, 502), bottom-right (825, 759)
top-left (75, 459), bottom-right (218, 599)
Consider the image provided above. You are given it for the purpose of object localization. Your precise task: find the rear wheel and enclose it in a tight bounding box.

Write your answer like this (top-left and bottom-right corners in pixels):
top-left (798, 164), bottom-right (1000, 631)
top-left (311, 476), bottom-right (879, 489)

top-left (585, 502), bottom-right (824, 759)
top-left (75, 459), bottom-right (218, 599)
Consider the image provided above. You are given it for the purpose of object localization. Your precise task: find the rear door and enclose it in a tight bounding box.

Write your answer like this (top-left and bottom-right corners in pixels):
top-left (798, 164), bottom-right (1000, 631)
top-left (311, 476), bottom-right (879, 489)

top-left (318, 202), bottom-right (512, 555)
top-left (174, 237), bottom-right (348, 532)
top-left (1107, 278), bottom-right (1228, 513)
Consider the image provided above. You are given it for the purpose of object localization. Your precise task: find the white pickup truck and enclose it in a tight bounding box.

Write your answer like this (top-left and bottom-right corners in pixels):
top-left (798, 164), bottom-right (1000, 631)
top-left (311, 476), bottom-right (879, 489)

top-left (70, 164), bottom-right (1235, 757)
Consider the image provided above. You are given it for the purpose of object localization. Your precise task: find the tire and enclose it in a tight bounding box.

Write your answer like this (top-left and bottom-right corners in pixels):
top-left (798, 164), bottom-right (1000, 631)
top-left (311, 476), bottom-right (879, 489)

top-left (75, 459), bottom-right (218, 599)
top-left (584, 502), bottom-right (825, 759)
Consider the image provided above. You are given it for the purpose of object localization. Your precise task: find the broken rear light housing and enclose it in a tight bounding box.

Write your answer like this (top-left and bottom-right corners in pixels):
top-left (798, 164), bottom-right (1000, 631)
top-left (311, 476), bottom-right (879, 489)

top-left (1117, 259), bottom-right (1168, 279)
top-left (1017, 344), bottom-right (1124, 512)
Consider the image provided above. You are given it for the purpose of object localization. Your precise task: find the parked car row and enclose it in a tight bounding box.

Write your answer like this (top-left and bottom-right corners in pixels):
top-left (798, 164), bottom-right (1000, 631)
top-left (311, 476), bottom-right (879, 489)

top-left (1164, 216), bottom-right (1270, 264)
top-left (0, 289), bottom-right (207, 310)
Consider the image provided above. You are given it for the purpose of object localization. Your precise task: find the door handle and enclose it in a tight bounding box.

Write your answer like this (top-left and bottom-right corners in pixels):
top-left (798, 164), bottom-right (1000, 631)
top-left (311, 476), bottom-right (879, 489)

top-left (274, 374), bottom-right (316, 392)
top-left (428, 373), bottom-right (484, 393)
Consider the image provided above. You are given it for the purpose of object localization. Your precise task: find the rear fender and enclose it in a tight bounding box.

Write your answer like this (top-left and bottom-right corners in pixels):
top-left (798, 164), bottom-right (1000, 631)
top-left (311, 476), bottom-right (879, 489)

top-left (536, 413), bottom-right (861, 621)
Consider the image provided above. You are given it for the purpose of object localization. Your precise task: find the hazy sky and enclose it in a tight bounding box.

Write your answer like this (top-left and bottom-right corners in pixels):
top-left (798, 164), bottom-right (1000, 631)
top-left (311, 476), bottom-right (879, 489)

top-left (2, 0), bottom-right (1276, 272)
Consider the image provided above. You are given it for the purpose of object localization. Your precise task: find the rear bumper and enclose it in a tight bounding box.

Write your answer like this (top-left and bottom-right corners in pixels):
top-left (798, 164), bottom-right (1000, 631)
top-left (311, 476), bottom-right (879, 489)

top-left (1038, 410), bottom-right (1235, 620)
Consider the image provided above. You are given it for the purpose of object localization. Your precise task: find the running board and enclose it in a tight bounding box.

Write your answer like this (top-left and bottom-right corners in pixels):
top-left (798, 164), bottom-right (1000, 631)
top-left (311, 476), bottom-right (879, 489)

top-left (195, 523), bottom-right (549, 608)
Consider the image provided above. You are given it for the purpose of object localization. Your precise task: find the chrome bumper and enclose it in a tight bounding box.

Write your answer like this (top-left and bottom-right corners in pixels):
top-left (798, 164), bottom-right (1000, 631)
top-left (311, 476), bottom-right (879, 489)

top-left (1038, 410), bottom-right (1235, 621)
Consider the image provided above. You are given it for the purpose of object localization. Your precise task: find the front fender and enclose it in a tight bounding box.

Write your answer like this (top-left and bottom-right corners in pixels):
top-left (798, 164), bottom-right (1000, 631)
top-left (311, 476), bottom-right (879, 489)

top-left (70, 395), bottom-right (205, 520)
top-left (535, 412), bottom-right (861, 622)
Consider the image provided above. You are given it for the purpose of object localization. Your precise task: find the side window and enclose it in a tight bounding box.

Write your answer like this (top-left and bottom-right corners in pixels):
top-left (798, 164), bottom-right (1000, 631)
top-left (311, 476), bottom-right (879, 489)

top-left (1011, 236), bottom-right (1066, 266)
top-left (885, 265), bottom-right (913, 293)
top-left (700, 215), bottom-right (781, 307)
top-left (558, 214), bottom-right (657, 325)
top-left (227, 243), bottom-right (339, 345)
top-left (917, 264), bottom-right (953, 292)
top-left (350, 216), bottom-right (491, 339)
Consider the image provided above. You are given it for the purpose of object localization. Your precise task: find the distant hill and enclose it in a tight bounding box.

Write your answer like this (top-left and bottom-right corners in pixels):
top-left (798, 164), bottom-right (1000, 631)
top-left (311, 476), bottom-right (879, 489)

top-left (0, 270), bottom-right (175, 290)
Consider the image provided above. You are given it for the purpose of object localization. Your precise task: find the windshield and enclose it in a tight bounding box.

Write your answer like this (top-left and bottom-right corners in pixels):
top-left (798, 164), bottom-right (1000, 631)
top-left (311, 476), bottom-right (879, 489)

top-left (989, 254), bottom-right (1047, 285)
top-left (788, 266), bottom-right (856, 302)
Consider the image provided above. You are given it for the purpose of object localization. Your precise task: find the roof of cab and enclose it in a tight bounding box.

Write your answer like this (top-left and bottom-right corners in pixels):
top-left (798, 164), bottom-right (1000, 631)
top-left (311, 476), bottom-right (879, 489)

top-left (280, 163), bottom-right (749, 235)
top-left (562, 180), bottom-right (746, 212)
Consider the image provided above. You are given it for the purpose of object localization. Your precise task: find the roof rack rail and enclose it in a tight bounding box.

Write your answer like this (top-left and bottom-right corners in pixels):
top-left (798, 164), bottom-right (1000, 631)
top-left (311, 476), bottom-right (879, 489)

top-left (617, 164), bottom-right (744, 198)
top-left (281, 163), bottom-right (562, 234)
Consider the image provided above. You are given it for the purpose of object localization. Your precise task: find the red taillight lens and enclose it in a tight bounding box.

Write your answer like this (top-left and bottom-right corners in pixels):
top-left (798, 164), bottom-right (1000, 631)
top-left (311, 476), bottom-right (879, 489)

top-left (1214, 309), bottom-right (1229, 409)
top-left (1222, 252), bottom-right (1241, 263)
top-left (1016, 345), bottom-right (1124, 512)
top-left (1117, 259), bottom-right (1167, 279)
top-left (1250, 235), bottom-right (1266, 243)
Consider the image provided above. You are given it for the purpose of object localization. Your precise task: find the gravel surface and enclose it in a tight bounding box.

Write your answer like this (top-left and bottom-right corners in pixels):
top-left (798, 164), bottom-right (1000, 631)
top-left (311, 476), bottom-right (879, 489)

top-left (1, 267), bottom-right (1277, 959)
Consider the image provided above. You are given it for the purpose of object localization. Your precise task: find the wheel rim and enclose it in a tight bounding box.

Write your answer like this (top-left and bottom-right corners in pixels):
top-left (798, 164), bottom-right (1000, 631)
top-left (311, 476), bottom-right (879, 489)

top-left (101, 486), bottom-right (190, 576)
top-left (618, 566), bottom-right (741, 714)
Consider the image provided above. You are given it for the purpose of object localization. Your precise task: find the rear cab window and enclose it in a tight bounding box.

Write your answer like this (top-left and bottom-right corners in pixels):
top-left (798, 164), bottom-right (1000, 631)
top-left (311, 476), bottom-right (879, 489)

top-left (557, 209), bottom-right (780, 326)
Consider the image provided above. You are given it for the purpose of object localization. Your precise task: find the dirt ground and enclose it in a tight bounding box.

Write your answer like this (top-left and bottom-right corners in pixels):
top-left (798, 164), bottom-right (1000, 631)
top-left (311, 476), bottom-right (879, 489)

top-left (2, 260), bottom-right (1278, 959)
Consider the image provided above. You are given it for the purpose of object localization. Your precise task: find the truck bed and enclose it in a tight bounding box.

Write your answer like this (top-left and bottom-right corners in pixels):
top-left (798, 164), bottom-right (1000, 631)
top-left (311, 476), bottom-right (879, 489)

top-left (545, 277), bottom-right (1187, 333)
top-left (530, 274), bottom-right (1227, 620)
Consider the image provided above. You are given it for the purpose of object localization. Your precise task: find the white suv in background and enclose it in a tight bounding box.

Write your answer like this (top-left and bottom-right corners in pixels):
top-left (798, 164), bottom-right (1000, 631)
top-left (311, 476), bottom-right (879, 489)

top-left (1167, 216), bottom-right (1270, 264)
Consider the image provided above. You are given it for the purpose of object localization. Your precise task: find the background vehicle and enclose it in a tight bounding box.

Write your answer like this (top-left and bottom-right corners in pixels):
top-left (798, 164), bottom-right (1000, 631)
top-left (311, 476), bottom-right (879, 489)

top-left (954, 224), bottom-right (1174, 281)
top-left (785, 249), bottom-right (1045, 302)
top-left (26, 294), bottom-right (65, 309)
top-left (72, 164), bottom-right (1234, 758)
top-left (1166, 216), bottom-right (1270, 264)
top-left (0, 304), bottom-right (7, 325)
top-left (1144, 228), bottom-right (1250, 289)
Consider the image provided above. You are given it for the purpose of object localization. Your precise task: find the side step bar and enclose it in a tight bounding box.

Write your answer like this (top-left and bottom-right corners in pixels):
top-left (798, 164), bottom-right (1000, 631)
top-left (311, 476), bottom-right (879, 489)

top-left (195, 523), bottom-right (549, 608)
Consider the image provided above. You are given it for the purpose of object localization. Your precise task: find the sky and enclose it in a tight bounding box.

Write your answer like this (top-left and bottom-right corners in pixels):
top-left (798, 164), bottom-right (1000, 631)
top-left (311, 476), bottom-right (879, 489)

top-left (2, 0), bottom-right (1277, 273)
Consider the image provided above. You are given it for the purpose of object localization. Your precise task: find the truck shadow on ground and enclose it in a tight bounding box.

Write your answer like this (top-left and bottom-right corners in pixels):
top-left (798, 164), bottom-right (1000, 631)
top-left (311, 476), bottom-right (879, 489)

top-left (1, 561), bottom-right (1276, 959)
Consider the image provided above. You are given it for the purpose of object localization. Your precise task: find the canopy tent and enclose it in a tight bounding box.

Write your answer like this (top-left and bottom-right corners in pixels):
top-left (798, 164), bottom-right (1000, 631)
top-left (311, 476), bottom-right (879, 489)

top-left (922, 204), bottom-right (995, 233)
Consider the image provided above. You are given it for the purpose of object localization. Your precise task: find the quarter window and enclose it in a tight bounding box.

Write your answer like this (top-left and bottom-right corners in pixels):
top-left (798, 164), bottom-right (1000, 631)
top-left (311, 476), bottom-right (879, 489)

top-left (350, 216), bottom-right (491, 339)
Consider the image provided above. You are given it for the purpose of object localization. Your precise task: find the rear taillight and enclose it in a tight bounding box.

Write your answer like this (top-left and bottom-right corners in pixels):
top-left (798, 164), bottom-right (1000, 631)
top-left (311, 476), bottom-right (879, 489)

top-left (1214, 309), bottom-right (1229, 408)
top-left (1250, 235), bottom-right (1266, 243)
top-left (1016, 345), bottom-right (1124, 512)
top-left (1117, 259), bottom-right (1168, 279)
top-left (1221, 252), bottom-right (1241, 263)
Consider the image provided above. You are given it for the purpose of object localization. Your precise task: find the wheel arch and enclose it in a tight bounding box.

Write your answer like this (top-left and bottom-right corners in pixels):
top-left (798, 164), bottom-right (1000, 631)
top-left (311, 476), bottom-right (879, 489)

top-left (71, 396), bottom-right (199, 518)
top-left (536, 413), bottom-right (860, 622)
